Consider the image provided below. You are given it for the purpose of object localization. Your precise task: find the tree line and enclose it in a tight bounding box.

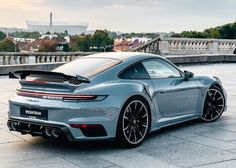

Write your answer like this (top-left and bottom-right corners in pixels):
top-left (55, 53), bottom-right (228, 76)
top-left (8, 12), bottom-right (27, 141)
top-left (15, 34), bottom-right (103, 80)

top-left (70, 30), bottom-right (113, 52)
top-left (171, 22), bottom-right (236, 39)
top-left (0, 29), bottom-right (114, 52)
top-left (0, 32), bottom-right (19, 52)
top-left (1, 21), bottom-right (236, 52)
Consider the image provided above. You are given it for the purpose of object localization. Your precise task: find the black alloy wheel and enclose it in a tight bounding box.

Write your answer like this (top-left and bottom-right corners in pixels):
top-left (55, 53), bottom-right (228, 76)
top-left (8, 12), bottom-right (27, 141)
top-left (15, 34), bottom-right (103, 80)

top-left (116, 96), bottom-right (150, 148)
top-left (202, 85), bottom-right (225, 122)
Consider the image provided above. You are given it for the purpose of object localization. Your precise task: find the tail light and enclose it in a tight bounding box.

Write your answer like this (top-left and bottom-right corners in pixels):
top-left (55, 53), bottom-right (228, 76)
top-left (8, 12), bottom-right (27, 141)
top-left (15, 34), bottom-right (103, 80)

top-left (17, 89), bottom-right (107, 101)
top-left (69, 124), bottom-right (107, 137)
top-left (69, 124), bottom-right (101, 128)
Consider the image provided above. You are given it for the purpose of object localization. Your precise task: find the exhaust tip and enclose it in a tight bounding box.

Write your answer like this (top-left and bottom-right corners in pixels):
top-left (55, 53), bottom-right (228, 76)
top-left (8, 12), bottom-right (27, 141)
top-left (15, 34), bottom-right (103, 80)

top-left (51, 129), bottom-right (60, 138)
top-left (45, 127), bottom-right (52, 137)
top-left (11, 122), bottom-right (18, 131)
top-left (45, 127), bottom-right (61, 139)
top-left (8, 121), bottom-right (18, 131)
top-left (7, 121), bottom-right (13, 131)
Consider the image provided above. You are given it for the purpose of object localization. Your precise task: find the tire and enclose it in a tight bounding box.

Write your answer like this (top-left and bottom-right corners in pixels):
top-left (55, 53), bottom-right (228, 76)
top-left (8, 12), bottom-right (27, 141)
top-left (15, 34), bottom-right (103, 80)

top-left (116, 96), bottom-right (151, 148)
top-left (201, 85), bottom-right (225, 122)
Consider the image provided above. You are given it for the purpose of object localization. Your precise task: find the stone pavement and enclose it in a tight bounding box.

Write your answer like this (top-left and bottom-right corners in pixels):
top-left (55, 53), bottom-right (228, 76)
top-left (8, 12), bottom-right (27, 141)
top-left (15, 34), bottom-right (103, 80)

top-left (0, 63), bottom-right (236, 168)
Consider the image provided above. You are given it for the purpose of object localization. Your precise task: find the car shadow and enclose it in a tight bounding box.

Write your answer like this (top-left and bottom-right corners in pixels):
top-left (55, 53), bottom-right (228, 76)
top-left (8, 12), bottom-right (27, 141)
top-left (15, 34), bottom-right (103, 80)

top-left (148, 119), bottom-right (201, 138)
top-left (31, 119), bottom-right (203, 152)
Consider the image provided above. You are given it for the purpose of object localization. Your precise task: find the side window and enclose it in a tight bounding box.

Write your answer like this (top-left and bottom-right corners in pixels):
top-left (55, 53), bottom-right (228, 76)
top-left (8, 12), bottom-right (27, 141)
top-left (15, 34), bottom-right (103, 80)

top-left (119, 62), bottom-right (150, 79)
top-left (142, 59), bottom-right (181, 79)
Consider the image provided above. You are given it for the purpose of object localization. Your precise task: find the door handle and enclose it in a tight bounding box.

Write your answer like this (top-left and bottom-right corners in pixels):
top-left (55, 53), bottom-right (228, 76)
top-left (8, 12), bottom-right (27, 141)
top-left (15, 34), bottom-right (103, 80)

top-left (159, 90), bottom-right (167, 94)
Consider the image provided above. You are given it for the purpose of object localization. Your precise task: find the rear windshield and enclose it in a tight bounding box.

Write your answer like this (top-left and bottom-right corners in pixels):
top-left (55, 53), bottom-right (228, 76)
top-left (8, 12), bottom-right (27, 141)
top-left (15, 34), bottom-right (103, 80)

top-left (54, 57), bottom-right (122, 78)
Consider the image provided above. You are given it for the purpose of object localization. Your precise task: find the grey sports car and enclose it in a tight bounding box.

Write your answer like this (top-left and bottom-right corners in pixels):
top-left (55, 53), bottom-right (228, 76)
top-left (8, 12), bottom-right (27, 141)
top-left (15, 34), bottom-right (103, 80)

top-left (8, 52), bottom-right (227, 147)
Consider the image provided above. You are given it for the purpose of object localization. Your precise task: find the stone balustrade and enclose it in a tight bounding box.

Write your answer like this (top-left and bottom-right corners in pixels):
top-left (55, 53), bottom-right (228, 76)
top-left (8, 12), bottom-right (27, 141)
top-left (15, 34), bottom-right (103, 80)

top-left (0, 52), bottom-right (236, 75)
top-left (0, 52), bottom-right (94, 65)
top-left (162, 38), bottom-right (236, 55)
top-left (132, 37), bottom-right (236, 55)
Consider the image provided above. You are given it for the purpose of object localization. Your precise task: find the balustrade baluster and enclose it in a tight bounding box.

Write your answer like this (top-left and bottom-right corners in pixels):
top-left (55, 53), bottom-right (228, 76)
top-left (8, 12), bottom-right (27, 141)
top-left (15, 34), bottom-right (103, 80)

top-left (14, 56), bottom-right (18, 64)
top-left (7, 56), bottom-right (11, 65)
top-left (54, 56), bottom-right (57, 62)
top-left (23, 56), bottom-right (27, 64)
top-left (42, 56), bottom-right (45, 63)
top-left (0, 56), bottom-right (3, 65)
top-left (40, 56), bottom-right (43, 63)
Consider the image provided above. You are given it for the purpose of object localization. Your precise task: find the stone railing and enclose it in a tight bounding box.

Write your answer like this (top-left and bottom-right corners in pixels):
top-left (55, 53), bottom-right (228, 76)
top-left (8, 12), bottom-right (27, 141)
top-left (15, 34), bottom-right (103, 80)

top-left (0, 52), bottom-right (95, 65)
top-left (0, 53), bottom-right (236, 75)
top-left (162, 38), bottom-right (236, 55)
top-left (131, 37), bottom-right (236, 55)
top-left (130, 37), bottom-right (160, 54)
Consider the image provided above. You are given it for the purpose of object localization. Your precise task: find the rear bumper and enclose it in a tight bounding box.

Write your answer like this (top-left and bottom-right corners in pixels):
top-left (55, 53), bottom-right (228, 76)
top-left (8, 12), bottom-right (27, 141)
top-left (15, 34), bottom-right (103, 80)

top-left (8, 118), bottom-right (74, 140)
top-left (7, 117), bottom-right (113, 141)
top-left (8, 94), bottom-right (128, 140)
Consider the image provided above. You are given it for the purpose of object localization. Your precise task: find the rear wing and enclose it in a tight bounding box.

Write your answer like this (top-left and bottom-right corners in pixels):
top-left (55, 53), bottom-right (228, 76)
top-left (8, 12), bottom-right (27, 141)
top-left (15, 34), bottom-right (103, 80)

top-left (9, 70), bottom-right (90, 84)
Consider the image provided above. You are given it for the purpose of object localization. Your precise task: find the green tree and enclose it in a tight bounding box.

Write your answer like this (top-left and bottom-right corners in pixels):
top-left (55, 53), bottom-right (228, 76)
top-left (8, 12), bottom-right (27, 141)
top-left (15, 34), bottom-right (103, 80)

top-left (0, 31), bottom-right (6, 41)
top-left (0, 38), bottom-right (19, 52)
top-left (69, 35), bottom-right (80, 51)
top-left (180, 31), bottom-right (207, 38)
top-left (114, 32), bottom-right (159, 39)
top-left (10, 31), bottom-right (40, 39)
top-left (69, 29), bottom-right (114, 52)
top-left (92, 30), bottom-right (114, 51)
top-left (218, 22), bottom-right (236, 39)
top-left (176, 21), bottom-right (236, 39)
top-left (38, 40), bottom-right (57, 52)
top-left (64, 30), bottom-right (69, 36)
top-left (108, 31), bottom-right (118, 39)
top-left (69, 35), bottom-right (92, 52)
top-left (204, 28), bottom-right (220, 38)
top-left (171, 33), bottom-right (182, 38)
top-left (77, 35), bottom-right (92, 52)
top-left (27, 31), bottom-right (41, 39)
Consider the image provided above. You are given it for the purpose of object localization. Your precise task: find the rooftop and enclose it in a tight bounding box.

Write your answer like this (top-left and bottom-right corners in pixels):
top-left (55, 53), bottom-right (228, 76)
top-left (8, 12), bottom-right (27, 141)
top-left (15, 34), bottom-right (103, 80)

top-left (86, 52), bottom-right (159, 61)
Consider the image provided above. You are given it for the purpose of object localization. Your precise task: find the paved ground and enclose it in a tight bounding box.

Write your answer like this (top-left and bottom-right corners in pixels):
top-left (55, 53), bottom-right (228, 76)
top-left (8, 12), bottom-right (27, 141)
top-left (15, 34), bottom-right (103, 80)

top-left (0, 63), bottom-right (236, 168)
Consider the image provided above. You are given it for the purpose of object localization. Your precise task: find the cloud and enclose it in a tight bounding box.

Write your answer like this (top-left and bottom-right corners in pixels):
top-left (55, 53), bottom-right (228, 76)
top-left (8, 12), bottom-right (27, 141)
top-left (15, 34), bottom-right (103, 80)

top-left (0, 0), bottom-right (44, 9)
top-left (108, 4), bottom-right (125, 8)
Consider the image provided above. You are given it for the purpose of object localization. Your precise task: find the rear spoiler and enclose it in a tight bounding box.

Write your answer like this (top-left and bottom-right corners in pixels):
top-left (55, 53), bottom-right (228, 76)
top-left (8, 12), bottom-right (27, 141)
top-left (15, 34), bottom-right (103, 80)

top-left (9, 70), bottom-right (90, 83)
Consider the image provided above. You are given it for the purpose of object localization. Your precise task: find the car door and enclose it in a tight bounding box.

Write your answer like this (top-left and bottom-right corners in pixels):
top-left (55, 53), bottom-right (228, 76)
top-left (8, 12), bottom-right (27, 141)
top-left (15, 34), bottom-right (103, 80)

top-left (142, 58), bottom-right (200, 118)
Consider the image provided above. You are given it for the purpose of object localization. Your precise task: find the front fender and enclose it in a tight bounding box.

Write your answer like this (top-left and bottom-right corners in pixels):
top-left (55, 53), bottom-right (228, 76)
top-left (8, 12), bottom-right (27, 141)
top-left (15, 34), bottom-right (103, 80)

top-left (196, 76), bottom-right (227, 115)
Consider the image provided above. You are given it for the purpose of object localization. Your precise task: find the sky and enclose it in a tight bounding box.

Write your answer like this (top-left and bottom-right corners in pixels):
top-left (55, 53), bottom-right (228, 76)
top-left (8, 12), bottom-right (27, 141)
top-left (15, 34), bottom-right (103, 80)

top-left (0, 0), bottom-right (236, 33)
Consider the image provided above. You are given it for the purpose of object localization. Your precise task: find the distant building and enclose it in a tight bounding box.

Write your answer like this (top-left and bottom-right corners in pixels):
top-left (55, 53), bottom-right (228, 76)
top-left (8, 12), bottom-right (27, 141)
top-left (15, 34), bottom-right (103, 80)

top-left (0, 13), bottom-right (88, 35)
top-left (18, 34), bottom-right (69, 52)
top-left (13, 38), bottom-right (35, 43)
top-left (56, 42), bottom-right (69, 52)
top-left (113, 37), bottom-right (151, 52)
top-left (39, 34), bottom-right (58, 40)
top-left (64, 36), bottom-right (70, 43)
top-left (113, 38), bottom-right (132, 51)
top-left (131, 37), bottom-right (151, 43)
top-left (26, 21), bottom-right (88, 35)
top-left (20, 39), bottom-right (45, 52)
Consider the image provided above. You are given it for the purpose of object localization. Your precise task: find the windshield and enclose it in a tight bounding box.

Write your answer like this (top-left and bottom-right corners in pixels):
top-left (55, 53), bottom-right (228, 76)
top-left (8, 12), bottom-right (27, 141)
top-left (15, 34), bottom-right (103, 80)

top-left (54, 57), bottom-right (122, 78)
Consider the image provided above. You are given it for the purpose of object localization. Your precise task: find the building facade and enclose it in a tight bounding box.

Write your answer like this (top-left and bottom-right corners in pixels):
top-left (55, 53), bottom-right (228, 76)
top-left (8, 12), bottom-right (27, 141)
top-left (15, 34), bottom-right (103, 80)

top-left (26, 21), bottom-right (88, 35)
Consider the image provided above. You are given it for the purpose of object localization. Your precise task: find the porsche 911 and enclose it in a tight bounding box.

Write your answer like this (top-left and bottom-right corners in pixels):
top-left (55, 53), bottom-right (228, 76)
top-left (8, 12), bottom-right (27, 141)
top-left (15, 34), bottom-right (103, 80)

top-left (7, 52), bottom-right (227, 147)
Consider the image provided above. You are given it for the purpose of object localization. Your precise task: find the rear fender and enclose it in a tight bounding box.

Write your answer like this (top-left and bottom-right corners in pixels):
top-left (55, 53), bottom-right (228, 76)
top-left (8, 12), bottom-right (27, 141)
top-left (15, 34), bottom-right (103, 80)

top-left (85, 81), bottom-right (156, 129)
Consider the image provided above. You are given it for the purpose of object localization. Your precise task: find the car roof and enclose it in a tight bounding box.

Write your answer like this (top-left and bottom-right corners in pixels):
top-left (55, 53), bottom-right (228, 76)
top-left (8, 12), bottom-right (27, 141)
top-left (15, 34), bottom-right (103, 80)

top-left (84, 52), bottom-right (162, 61)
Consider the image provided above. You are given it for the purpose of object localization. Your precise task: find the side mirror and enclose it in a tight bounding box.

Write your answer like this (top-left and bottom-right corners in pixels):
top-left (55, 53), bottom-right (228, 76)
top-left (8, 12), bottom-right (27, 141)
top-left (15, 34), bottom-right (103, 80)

top-left (184, 70), bottom-right (194, 81)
